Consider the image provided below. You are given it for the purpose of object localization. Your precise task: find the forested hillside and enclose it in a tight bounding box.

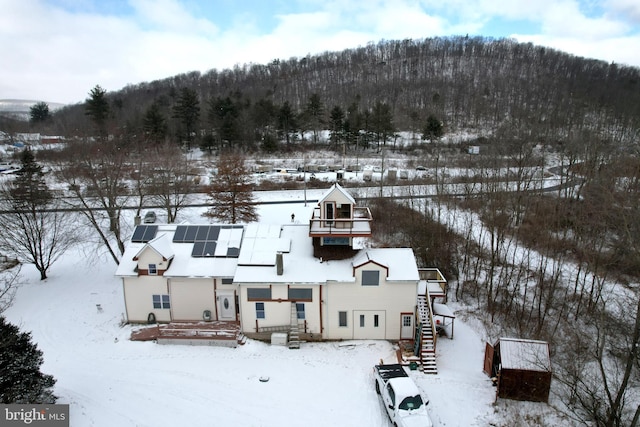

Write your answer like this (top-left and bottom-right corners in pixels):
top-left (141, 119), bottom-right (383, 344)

top-left (32, 36), bottom-right (640, 152)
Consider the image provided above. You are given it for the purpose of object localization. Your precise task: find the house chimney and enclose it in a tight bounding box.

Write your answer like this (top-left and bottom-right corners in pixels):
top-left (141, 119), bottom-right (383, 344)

top-left (276, 252), bottom-right (283, 275)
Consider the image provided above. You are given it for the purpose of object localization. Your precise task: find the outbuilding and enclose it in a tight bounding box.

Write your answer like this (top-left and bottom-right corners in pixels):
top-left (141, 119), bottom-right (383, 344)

top-left (483, 338), bottom-right (552, 402)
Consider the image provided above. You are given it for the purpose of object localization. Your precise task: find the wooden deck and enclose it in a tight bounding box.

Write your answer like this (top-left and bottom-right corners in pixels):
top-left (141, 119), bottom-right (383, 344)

top-left (131, 321), bottom-right (245, 345)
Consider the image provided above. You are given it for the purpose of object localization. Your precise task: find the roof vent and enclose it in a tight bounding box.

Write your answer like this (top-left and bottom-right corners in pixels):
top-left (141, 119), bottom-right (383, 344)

top-left (276, 252), bottom-right (283, 275)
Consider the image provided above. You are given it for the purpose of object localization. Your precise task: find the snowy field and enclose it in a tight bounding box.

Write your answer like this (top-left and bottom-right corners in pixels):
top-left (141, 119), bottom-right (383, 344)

top-left (3, 194), bottom-right (563, 426)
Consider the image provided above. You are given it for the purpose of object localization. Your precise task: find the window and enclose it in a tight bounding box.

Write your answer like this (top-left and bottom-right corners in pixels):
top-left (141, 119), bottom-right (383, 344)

top-left (152, 294), bottom-right (170, 309)
top-left (362, 270), bottom-right (380, 286)
top-left (386, 383), bottom-right (396, 406)
top-left (338, 311), bottom-right (347, 327)
top-left (325, 203), bottom-right (334, 225)
top-left (338, 204), bottom-right (351, 219)
top-left (288, 288), bottom-right (312, 301)
top-left (256, 302), bottom-right (265, 319)
top-left (247, 288), bottom-right (272, 300)
top-left (359, 314), bottom-right (365, 327)
top-left (374, 314), bottom-right (379, 327)
top-left (296, 303), bottom-right (305, 319)
top-left (403, 315), bottom-right (412, 327)
top-left (148, 264), bottom-right (157, 275)
top-left (221, 278), bottom-right (233, 285)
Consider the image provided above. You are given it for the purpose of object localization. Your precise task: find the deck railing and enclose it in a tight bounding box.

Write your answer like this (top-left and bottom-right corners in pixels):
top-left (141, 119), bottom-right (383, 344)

top-left (309, 207), bottom-right (372, 236)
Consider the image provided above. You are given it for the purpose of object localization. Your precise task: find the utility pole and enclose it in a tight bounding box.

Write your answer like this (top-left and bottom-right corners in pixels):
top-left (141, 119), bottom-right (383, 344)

top-left (379, 149), bottom-right (384, 197)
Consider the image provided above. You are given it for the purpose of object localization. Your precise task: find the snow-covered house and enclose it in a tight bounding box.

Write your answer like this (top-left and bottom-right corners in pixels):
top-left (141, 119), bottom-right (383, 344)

top-left (116, 184), bottom-right (436, 346)
top-left (117, 224), bottom-right (243, 324)
top-left (233, 223), bottom-right (420, 341)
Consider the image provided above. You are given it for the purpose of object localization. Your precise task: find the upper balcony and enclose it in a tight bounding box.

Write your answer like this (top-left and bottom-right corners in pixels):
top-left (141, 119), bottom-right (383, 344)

top-left (309, 206), bottom-right (372, 237)
top-left (418, 268), bottom-right (448, 302)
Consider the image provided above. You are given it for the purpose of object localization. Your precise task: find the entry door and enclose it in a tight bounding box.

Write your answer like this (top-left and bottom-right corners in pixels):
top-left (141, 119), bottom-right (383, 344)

top-left (217, 291), bottom-right (235, 320)
top-left (400, 314), bottom-right (414, 339)
top-left (325, 202), bottom-right (334, 226)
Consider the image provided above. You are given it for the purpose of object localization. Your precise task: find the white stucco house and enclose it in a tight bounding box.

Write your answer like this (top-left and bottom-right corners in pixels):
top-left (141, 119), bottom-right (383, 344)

top-left (116, 184), bottom-right (445, 351)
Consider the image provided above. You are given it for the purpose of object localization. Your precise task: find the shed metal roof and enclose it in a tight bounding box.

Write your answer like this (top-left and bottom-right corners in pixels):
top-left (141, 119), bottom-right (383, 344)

top-left (499, 338), bottom-right (551, 372)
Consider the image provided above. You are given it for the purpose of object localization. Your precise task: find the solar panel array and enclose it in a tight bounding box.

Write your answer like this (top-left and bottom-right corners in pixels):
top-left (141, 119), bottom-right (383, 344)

top-left (172, 225), bottom-right (243, 258)
top-left (131, 225), bottom-right (158, 243)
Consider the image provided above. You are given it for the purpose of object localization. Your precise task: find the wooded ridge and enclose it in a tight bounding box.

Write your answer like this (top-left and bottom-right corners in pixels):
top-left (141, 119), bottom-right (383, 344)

top-left (30, 36), bottom-right (639, 149)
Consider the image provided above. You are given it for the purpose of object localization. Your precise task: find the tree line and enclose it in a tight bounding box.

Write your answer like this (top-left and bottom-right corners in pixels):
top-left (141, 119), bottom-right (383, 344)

top-left (16, 36), bottom-right (638, 156)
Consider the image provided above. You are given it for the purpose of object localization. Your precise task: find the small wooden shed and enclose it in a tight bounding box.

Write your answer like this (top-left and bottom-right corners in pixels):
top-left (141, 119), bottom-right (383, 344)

top-left (483, 338), bottom-right (552, 402)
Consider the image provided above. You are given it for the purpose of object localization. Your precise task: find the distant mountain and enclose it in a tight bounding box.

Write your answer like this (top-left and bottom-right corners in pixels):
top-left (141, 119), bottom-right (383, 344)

top-left (0, 99), bottom-right (66, 121)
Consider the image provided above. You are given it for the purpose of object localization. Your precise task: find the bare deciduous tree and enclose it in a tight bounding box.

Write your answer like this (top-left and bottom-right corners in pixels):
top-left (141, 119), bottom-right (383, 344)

top-left (56, 139), bottom-right (132, 264)
top-left (148, 143), bottom-right (199, 223)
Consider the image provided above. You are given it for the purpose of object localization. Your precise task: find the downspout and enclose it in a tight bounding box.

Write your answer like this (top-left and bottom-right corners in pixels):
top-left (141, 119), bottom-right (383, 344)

top-left (213, 278), bottom-right (219, 320)
top-left (167, 278), bottom-right (173, 322)
top-left (319, 285), bottom-right (323, 337)
top-left (121, 277), bottom-right (130, 324)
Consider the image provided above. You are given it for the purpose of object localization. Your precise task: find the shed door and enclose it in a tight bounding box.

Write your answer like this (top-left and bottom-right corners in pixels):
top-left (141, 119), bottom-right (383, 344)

top-left (483, 342), bottom-right (494, 377)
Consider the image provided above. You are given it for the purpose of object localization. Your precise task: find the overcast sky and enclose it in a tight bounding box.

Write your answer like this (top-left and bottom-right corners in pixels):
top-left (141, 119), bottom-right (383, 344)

top-left (1, 0), bottom-right (639, 105)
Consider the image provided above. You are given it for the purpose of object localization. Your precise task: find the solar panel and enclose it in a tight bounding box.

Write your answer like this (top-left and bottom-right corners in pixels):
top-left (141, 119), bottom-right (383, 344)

top-left (227, 247), bottom-right (239, 257)
top-left (191, 241), bottom-right (218, 257)
top-left (184, 226), bottom-right (198, 242)
top-left (131, 226), bottom-right (146, 242)
top-left (207, 226), bottom-right (220, 241)
top-left (131, 225), bottom-right (158, 243)
top-left (142, 226), bottom-right (158, 242)
top-left (196, 225), bottom-right (210, 241)
top-left (204, 241), bottom-right (217, 256)
top-left (191, 241), bottom-right (206, 257)
top-left (171, 224), bottom-right (243, 258)
top-left (173, 225), bottom-right (188, 242)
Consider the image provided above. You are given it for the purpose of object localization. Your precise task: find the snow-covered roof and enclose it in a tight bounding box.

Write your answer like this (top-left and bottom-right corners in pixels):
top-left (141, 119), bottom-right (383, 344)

top-left (317, 182), bottom-right (356, 205)
top-left (499, 338), bottom-right (551, 372)
top-left (116, 221), bottom-right (419, 285)
top-left (234, 227), bottom-right (419, 284)
top-left (163, 244), bottom-right (239, 279)
top-left (234, 224), bottom-right (351, 284)
top-left (237, 223), bottom-right (290, 266)
top-left (115, 224), bottom-right (243, 279)
top-left (134, 233), bottom-right (174, 260)
top-left (358, 248), bottom-right (420, 281)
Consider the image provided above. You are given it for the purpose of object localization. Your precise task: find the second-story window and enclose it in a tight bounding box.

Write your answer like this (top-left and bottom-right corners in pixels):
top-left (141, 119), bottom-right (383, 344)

top-left (148, 264), bottom-right (157, 275)
top-left (338, 204), bottom-right (351, 218)
top-left (362, 270), bottom-right (380, 286)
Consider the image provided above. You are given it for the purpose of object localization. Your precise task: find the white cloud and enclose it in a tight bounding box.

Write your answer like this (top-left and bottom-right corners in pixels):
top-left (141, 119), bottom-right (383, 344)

top-left (606, 0), bottom-right (640, 23)
top-left (540, 1), bottom-right (628, 38)
top-left (130, 0), bottom-right (219, 35)
top-left (515, 33), bottom-right (640, 67)
top-left (0, 0), bottom-right (638, 105)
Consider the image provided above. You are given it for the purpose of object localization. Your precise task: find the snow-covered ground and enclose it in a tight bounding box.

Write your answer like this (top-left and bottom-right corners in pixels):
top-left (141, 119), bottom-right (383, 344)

top-left (4, 194), bottom-right (560, 426)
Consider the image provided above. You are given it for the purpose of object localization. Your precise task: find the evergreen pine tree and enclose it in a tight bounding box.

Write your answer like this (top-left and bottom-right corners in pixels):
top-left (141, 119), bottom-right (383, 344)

top-left (203, 154), bottom-right (258, 224)
top-left (10, 148), bottom-right (52, 209)
top-left (0, 316), bottom-right (56, 403)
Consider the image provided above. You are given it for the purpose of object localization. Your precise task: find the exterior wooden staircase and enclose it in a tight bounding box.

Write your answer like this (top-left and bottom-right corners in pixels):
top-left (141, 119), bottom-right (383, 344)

top-left (288, 302), bottom-right (301, 349)
top-left (417, 295), bottom-right (437, 374)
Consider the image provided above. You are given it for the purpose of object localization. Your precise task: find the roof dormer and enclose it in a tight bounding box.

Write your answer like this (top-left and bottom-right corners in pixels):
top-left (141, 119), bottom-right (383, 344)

top-left (132, 234), bottom-right (174, 276)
